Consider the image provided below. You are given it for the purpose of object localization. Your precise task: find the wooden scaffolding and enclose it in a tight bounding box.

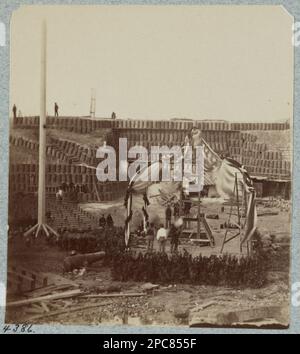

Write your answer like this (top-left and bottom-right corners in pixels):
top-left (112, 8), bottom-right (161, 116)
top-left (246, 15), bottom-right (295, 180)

top-left (180, 190), bottom-right (215, 247)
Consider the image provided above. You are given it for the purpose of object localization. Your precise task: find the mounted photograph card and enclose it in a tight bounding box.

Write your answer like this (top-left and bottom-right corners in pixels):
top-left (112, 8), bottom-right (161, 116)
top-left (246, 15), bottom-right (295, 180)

top-left (0, 3), bottom-right (298, 333)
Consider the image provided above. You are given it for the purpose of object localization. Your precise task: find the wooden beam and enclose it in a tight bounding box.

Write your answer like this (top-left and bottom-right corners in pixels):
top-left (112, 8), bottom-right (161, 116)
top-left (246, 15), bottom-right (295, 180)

top-left (6, 289), bottom-right (82, 308)
top-left (26, 301), bottom-right (113, 323)
top-left (24, 284), bottom-right (75, 298)
top-left (81, 293), bottom-right (146, 299)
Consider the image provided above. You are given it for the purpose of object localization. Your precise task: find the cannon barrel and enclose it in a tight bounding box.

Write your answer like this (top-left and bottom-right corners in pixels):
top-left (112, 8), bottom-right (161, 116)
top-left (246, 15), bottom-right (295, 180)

top-left (63, 251), bottom-right (105, 272)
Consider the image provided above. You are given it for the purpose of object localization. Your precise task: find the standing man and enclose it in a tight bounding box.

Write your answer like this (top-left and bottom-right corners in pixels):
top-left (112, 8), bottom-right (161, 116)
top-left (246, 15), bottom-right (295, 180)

top-left (54, 102), bottom-right (59, 117)
top-left (165, 204), bottom-right (172, 229)
top-left (146, 223), bottom-right (155, 252)
top-left (106, 214), bottom-right (114, 228)
top-left (12, 104), bottom-right (17, 119)
top-left (173, 201), bottom-right (180, 219)
top-left (184, 198), bottom-right (192, 215)
top-left (170, 223), bottom-right (181, 253)
top-left (156, 224), bottom-right (167, 253)
top-left (56, 187), bottom-right (63, 203)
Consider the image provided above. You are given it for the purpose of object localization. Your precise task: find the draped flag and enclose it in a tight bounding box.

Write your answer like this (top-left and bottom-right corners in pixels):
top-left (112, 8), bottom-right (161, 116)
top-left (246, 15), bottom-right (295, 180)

top-left (202, 138), bottom-right (257, 248)
top-left (128, 160), bottom-right (161, 193)
top-left (142, 206), bottom-right (149, 231)
top-left (127, 159), bottom-right (182, 197)
top-left (211, 158), bottom-right (253, 199)
top-left (124, 160), bottom-right (181, 245)
top-left (124, 194), bottom-right (133, 247)
top-left (124, 135), bottom-right (257, 248)
top-left (201, 137), bottom-right (257, 246)
top-left (124, 161), bottom-right (160, 245)
top-left (142, 192), bottom-right (150, 232)
top-left (143, 193), bottom-right (150, 206)
top-left (201, 138), bottom-right (253, 199)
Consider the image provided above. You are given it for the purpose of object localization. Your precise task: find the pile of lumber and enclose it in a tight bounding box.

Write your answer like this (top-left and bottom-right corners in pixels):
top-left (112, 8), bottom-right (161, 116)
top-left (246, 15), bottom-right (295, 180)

top-left (7, 266), bottom-right (52, 294)
top-left (6, 268), bottom-right (147, 323)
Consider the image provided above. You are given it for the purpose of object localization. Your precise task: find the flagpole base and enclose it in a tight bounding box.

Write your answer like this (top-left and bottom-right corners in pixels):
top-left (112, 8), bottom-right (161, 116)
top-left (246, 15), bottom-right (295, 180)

top-left (24, 223), bottom-right (59, 238)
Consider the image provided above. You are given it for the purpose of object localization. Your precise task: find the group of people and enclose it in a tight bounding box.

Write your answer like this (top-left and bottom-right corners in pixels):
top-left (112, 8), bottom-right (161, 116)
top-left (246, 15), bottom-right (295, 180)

top-left (12, 103), bottom-right (59, 118)
top-left (60, 182), bottom-right (89, 194)
top-left (165, 198), bottom-right (193, 224)
top-left (165, 202), bottom-right (181, 227)
top-left (143, 220), bottom-right (182, 254)
top-left (55, 183), bottom-right (90, 203)
top-left (138, 202), bottom-right (184, 254)
top-left (99, 214), bottom-right (114, 229)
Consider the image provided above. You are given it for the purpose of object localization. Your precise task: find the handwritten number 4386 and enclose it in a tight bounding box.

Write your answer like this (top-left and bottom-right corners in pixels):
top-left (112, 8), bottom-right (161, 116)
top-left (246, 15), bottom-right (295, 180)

top-left (3, 324), bottom-right (34, 334)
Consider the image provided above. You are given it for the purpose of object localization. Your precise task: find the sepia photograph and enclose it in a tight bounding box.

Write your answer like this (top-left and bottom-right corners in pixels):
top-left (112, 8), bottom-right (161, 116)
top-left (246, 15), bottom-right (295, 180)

top-left (5, 5), bottom-right (292, 329)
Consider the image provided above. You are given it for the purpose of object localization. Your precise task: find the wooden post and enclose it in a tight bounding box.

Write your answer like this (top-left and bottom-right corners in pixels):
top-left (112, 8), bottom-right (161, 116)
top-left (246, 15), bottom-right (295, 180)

top-left (220, 174), bottom-right (242, 253)
top-left (179, 186), bottom-right (183, 216)
top-left (197, 190), bottom-right (201, 238)
top-left (235, 173), bottom-right (240, 226)
top-left (93, 174), bottom-right (101, 202)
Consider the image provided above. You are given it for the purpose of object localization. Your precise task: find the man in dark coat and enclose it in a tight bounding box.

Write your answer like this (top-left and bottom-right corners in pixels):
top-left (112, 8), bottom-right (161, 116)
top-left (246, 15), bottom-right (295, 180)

top-left (165, 204), bottom-right (172, 228)
top-left (146, 223), bottom-right (155, 252)
top-left (54, 102), bottom-right (59, 117)
top-left (106, 214), bottom-right (114, 228)
top-left (173, 201), bottom-right (180, 219)
top-left (12, 104), bottom-right (17, 119)
top-left (170, 224), bottom-right (180, 253)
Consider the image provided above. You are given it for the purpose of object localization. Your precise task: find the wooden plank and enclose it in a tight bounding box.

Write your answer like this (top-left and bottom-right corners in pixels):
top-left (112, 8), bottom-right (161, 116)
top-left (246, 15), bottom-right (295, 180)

top-left (24, 284), bottom-right (76, 298)
top-left (27, 301), bottom-right (113, 323)
top-left (201, 217), bottom-right (215, 246)
top-left (190, 301), bottom-right (217, 313)
top-left (40, 302), bottom-right (50, 313)
top-left (81, 293), bottom-right (146, 299)
top-left (6, 289), bottom-right (82, 308)
top-left (43, 273), bottom-right (79, 288)
top-left (24, 307), bottom-right (45, 315)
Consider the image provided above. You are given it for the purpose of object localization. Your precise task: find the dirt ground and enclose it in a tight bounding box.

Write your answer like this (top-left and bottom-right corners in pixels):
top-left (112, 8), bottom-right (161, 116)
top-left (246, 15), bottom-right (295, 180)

top-left (81, 196), bottom-right (291, 255)
top-left (5, 198), bottom-right (291, 328)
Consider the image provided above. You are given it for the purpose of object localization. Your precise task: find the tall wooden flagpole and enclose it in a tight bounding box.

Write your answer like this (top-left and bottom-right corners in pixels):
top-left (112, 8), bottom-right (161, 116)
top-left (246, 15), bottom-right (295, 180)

top-left (25, 21), bottom-right (58, 239)
top-left (38, 19), bottom-right (47, 228)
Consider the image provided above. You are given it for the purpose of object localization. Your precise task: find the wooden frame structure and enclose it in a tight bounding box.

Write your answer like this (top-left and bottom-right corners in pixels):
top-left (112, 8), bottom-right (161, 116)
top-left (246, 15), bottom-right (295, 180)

top-left (220, 173), bottom-right (251, 254)
top-left (181, 190), bottom-right (215, 247)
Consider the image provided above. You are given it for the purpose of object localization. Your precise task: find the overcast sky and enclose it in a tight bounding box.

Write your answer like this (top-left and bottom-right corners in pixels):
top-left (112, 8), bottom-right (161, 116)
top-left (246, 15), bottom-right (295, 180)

top-left (10, 5), bottom-right (293, 122)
